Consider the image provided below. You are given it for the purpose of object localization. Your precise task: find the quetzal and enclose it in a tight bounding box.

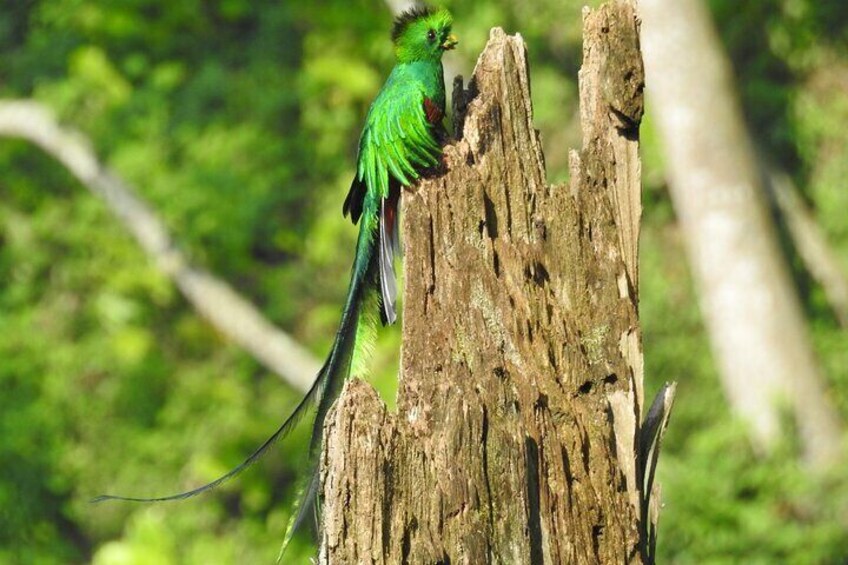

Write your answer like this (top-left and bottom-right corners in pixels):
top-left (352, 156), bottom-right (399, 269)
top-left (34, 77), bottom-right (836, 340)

top-left (94, 4), bottom-right (457, 541)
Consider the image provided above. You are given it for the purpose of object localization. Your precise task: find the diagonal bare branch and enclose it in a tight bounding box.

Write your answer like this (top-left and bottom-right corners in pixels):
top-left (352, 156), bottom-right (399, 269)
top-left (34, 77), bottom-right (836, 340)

top-left (0, 99), bottom-right (320, 393)
top-left (766, 167), bottom-right (848, 328)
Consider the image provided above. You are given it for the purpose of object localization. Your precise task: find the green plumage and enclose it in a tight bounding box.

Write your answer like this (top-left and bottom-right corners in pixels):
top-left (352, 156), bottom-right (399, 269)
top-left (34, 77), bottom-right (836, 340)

top-left (93, 5), bottom-right (456, 557)
top-left (358, 61), bottom-right (444, 198)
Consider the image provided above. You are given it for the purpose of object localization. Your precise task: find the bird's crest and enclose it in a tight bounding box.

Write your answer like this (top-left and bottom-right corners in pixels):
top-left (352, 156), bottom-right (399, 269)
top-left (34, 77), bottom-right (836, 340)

top-left (390, 5), bottom-right (455, 63)
top-left (391, 5), bottom-right (436, 43)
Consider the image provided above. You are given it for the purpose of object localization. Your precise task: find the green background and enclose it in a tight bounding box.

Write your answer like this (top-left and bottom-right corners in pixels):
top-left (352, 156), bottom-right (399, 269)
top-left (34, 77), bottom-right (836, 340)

top-left (1, 1), bottom-right (847, 562)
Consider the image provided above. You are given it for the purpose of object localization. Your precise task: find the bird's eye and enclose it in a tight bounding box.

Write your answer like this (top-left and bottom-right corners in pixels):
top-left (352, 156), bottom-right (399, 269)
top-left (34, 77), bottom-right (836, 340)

top-left (427, 29), bottom-right (436, 42)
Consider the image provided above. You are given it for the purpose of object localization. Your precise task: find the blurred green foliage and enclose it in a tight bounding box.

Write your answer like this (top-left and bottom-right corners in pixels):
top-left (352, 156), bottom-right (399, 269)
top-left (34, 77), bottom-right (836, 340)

top-left (0, 0), bottom-right (846, 562)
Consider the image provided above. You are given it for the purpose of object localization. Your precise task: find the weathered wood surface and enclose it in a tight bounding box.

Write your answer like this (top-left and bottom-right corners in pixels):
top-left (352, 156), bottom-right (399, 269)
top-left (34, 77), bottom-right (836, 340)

top-left (320, 2), bottom-right (649, 562)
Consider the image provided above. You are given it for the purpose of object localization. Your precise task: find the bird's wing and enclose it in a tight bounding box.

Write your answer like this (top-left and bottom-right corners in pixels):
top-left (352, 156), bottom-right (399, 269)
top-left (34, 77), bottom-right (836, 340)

top-left (344, 85), bottom-right (442, 222)
top-left (345, 84), bottom-right (443, 325)
top-left (357, 86), bottom-right (442, 201)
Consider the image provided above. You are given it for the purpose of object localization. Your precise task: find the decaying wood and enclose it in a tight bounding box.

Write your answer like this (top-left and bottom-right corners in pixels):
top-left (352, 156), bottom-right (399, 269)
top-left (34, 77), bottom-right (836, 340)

top-left (321, 2), bottom-right (662, 562)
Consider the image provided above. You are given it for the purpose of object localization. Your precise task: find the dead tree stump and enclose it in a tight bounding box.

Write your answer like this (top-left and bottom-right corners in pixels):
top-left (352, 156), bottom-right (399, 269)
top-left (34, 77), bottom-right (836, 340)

top-left (320, 3), bottom-right (667, 562)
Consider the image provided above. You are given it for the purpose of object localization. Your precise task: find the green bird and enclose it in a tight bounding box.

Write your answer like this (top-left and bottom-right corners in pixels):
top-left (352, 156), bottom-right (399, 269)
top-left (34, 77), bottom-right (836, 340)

top-left (94, 3), bottom-right (456, 547)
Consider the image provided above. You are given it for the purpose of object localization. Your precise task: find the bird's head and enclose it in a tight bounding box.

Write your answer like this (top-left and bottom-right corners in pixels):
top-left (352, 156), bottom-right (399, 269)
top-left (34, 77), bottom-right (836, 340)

top-left (392, 6), bottom-right (457, 64)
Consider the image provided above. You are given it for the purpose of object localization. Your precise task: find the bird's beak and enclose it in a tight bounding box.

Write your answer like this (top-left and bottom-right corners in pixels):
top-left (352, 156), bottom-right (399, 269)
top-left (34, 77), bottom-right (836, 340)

top-left (441, 33), bottom-right (458, 50)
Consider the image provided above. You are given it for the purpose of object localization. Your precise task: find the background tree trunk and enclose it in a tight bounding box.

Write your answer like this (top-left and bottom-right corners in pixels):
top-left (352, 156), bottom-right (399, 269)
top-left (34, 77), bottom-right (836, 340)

top-left (640, 0), bottom-right (843, 468)
top-left (320, 2), bottom-right (664, 562)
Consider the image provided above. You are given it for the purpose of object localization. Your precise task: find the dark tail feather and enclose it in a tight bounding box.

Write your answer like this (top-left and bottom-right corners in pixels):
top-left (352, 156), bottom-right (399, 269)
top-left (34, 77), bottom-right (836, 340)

top-left (277, 462), bottom-right (321, 562)
top-left (278, 224), bottom-right (381, 554)
top-left (277, 301), bottom-right (365, 557)
top-left (91, 362), bottom-right (327, 504)
top-left (343, 176), bottom-right (366, 224)
top-left (282, 218), bottom-right (384, 553)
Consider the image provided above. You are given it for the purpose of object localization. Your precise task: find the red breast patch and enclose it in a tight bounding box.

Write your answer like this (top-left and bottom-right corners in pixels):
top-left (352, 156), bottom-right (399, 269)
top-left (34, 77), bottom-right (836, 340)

top-left (423, 97), bottom-right (443, 125)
